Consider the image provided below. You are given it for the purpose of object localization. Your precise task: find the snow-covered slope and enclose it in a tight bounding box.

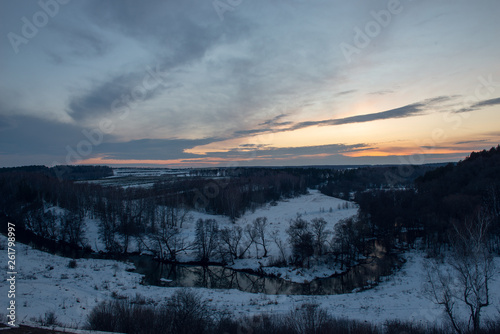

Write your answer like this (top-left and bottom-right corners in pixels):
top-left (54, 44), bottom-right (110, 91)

top-left (2, 234), bottom-right (499, 329)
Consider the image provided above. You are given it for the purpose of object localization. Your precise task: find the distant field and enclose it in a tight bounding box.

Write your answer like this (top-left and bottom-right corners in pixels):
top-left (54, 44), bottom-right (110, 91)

top-left (82, 167), bottom-right (192, 188)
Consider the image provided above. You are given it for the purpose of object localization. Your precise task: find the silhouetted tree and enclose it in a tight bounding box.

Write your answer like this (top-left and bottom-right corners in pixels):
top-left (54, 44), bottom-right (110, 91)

top-left (427, 213), bottom-right (495, 333)
top-left (252, 217), bottom-right (269, 258)
top-left (311, 218), bottom-right (330, 256)
top-left (195, 219), bottom-right (219, 262)
top-left (287, 216), bottom-right (314, 267)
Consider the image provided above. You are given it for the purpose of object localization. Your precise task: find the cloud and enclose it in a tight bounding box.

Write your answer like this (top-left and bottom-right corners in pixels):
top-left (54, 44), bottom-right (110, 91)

top-left (48, 25), bottom-right (110, 61)
top-left (336, 90), bottom-right (357, 96)
top-left (227, 96), bottom-right (456, 138)
top-left (231, 114), bottom-right (293, 137)
top-left (238, 143), bottom-right (268, 149)
top-left (454, 139), bottom-right (488, 145)
top-left (369, 90), bottom-right (394, 95)
top-left (455, 97), bottom-right (500, 113)
top-left (0, 116), bottom-right (11, 130)
top-left (0, 114), bottom-right (90, 156)
top-left (83, 0), bottom-right (234, 57)
top-left (329, 103), bottom-right (424, 125)
top-left (0, 112), bottom-right (221, 165)
top-left (470, 97), bottom-right (500, 109)
top-left (259, 114), bottom-right (289, 126)
top-left (67, 70), bottom-right (167, 120)
top-left (93, 138), bottom-right (217, 161)
top-left (66, 0), bottom-right (233, 121)
top-left (2, 1), bottom-right (499, 167)
top-left (288, 96), bottom-right (454, 131)
top-left (234, 128), bottom-right (273, 136)
top-left (209, 143), bottom-right (370, 160)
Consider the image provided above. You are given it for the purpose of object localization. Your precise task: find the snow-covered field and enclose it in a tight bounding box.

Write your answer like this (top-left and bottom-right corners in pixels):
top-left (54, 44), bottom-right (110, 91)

top-left (2, 190), bottom-right (499, 329)
top-left (83, 168), bottom-right (191, 189)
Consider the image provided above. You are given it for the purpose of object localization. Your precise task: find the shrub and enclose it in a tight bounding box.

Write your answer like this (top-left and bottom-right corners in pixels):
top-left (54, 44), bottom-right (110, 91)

top-left (86, 298), bottom-right (496, 334)
top-left (36, 311), bottom-right (60, 327)
top-left (165, 289), bottom-right (215, 334)
top-left (87, 289), bottom-right (215, 334)
top-left (68, 259), bottom-right (77, 268)
top-left (384, 319), bottom-right (446, 334)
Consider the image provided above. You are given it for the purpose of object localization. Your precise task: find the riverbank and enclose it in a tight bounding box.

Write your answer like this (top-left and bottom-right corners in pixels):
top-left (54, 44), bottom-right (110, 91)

top-left (2, 233), bottom-right (499, 329)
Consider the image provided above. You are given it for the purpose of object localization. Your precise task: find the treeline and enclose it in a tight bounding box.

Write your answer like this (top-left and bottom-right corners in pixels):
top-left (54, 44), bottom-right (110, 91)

top-left (346, 146), bottom-right (500, 255)
top-left (3, 148), bottom-right (499, 260)
top-left (0, 162), bottom-right (378, 266)
top-left (0, 166), bottom-right (309, 253)
top-left (0, 165), bottom-right (113, 180)
top-left (84, 289), bottom-right (500, 334)
top-left (0, 163), bottom-right (391, 265)
top-left (318, 164), bottom-right (443, 199)
top-left (0, 169), bottom-right (107, 249)
top-left (152, 169), bottom-right (308, 220)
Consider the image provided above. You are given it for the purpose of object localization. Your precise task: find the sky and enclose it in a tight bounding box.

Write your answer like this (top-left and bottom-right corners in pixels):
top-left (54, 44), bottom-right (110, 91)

top-left (1, 0), bottom-right (499, 168)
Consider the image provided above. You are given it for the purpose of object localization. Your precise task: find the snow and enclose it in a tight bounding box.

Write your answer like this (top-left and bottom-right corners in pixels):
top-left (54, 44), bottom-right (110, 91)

top-left (82, 168), bottom-right (191, 189)
top-left (72, 189), bottom-right (358, 282)
top-left (82, 217), bottom-right (106, 253)
top-left (2, 234), bottom-right (499, 330)
top-left (3, 190), bottom-right (499, 329)
top-left (124, 190), bottom-right (356, 281)
top-left (0, 236), bottom-right (139, 328)
top-left (226, 190), bottom-right (357, 282)
top-left (112, 168), bottom-right (190, 178)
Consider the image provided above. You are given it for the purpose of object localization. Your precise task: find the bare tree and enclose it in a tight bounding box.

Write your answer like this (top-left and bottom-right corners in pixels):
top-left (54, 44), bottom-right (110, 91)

top-left (225, 185), bottom-right (242, 223)
top-left (287, 216), bottom-right (314, 267)
top-left (271, 230), bottom-right (288, 266)
top-left (23, 207), bottom-right (58, 240)
top-left (252, 217), bottom-right (269, 258)
top-left (166, 206), bottom-right (190, 228)
top-left (194, 219), bottom-right (219, 262)
top-left (153, 223), bottom-right (193, 262)
top-left (139, 205), bottom-right (194, 261)
top-left (311, 218), bottom-right (330, 256)
top-left (427, 213), bottom-right (495, 333)
top-left (99, 211), bottom-right (120, 252)
top-left (60, 212), bottom-right (85, 247)
top-left (244, 223), bottom-right (258, 257)
top-left (219, 225), bottom-right (244, 263)
top-left (329, 217), bottom-right (362, 269)
top-left (118, 202), bottom-right (136, 253)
